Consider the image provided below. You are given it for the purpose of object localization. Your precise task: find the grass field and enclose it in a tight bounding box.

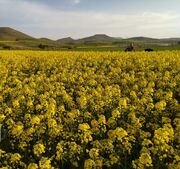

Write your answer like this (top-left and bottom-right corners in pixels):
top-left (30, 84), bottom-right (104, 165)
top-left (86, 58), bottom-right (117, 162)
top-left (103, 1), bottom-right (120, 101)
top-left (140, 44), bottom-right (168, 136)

top-left (0, 50), bottom-right (179, 169)
top-left (64, 45), bottom-right (180, 51)
top-left (0, 38), bottom-right (180, 51)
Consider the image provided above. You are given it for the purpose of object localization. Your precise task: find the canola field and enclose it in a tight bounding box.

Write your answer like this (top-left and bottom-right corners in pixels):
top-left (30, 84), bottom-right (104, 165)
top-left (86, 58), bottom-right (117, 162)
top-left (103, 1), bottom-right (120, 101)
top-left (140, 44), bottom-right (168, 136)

top-left (0, 51), bottom-right (179, 169)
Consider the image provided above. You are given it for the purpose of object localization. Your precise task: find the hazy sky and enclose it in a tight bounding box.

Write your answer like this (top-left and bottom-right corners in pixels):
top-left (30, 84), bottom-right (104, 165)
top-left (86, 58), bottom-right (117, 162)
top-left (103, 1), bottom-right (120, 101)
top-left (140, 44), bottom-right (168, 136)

top-left (0, 0), bottom-right (180, 39)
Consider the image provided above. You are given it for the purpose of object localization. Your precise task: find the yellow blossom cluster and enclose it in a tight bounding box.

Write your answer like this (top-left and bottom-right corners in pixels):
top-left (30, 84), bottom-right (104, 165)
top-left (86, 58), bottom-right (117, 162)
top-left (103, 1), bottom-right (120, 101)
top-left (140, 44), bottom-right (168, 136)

top-left (33, 143), bottom-right (46, 157)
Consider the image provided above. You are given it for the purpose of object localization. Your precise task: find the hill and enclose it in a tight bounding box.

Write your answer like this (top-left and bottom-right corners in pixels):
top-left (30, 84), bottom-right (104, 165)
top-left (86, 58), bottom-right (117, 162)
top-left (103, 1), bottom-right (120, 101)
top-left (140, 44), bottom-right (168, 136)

top-left (39, 38), bottom-right (54, 42)
top-left (0, 27), bottom-right (34, 40)
top-left (159, 38), bottom-right (180, 43)
top-left (126, 36), bottom-right (158, 42)
top-left (78, 34), bottom-right (116, 42)
top-left (57, 37), bottom-right (75, 43)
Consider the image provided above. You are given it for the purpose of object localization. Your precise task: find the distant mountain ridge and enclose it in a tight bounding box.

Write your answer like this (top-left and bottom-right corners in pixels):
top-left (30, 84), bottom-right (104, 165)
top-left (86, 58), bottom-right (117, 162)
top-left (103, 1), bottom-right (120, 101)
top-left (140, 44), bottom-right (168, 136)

top-left (0, 27), bottom-right (180, 44)
top-left (127, 37), bottom-right (180, 43)
top-left (127, 36), bottom-right (158, 41)
top-left (0, 27), bottom-right (35, 40)
top-left (57, 37), bottom-right (75, 43)
top-left (39, 37), bottom-right (54, 41)
top-left (78, 34), bottom-right (116, 42)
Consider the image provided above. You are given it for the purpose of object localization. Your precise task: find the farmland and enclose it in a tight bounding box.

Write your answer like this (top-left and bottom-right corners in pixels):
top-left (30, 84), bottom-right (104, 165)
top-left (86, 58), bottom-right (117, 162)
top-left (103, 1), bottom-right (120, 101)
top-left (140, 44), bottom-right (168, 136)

top-left (0, 51), bottom-right (179, 169)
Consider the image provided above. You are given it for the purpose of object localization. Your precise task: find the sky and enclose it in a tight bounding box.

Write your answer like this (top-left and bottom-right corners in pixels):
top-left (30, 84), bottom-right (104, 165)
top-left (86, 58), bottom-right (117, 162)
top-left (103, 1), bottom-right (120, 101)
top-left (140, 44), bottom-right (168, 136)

top-left (0, 0), bottom-right (180, 39)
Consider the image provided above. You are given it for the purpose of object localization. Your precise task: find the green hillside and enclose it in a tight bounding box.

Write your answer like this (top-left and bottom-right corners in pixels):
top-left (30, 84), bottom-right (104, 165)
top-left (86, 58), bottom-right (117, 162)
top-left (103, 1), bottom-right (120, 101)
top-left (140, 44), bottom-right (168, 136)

top-left (0, 27), bottom-right (34, 40)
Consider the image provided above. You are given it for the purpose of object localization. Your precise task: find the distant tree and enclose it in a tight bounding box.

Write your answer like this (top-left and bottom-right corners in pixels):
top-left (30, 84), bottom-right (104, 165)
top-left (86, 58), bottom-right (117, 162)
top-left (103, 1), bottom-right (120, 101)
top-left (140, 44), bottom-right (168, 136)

top-left (3, 45), bottom-right (12, 50)
top-left (178, 41), bottom-right (180, 45)
top-left (38, 44), bottom-right (49, 49)
top-left (68, 46), bottom-right (73, 50)
top-left (125, 43), bottom-right (135, 52)
top-left (145, 48), bottom-right (154, 52)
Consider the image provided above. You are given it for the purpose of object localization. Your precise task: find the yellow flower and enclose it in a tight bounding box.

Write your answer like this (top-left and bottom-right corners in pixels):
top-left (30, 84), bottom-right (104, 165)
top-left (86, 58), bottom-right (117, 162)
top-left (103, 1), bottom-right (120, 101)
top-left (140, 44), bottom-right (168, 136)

top-left (39, 157), bottom-right (53, 169)
top-left (77, 96), bottom-right (87, 108)
top-left (165, 91), bottom-right (173, 100)
top-left (46, 102), bottom-right (56, 117)
top-left (26, 127), bottom-right (35, 136)
top-left (27, 99), bottom-right (33, 107)
top-left (95, 159), bottom-right (103, 168)
top-left (48, 119), bottom-right (57, 128)
top-left (112, 109), bottom-right (121, 118)
top-left (33, 143), bottom-right (45, 156)
top-left (84, 159), bottom-right (96, 169)
top-left (5, 107), bottom-right (12, 115)
top-left (19, 142), bottom-right (28, 151)
top-left (27, 163), bottom-right (38, 169)
top-left (108, 127), bottom-right (128, 142)
top-left (11, 123), bottom-right (24, 137)
top-left (89, 148), bottom-right (99, 159)
top-left (142, 139), bottom-right (153, 147)
top-left (98, 115), bottom-right (106, 125)
top-left (109, 154), bottom-right (119, 165)
top-left (130, 91), bottom-right (137, 98)
top-left (139, 153), bottom-right (152, 167)
top-left (10, 153), bottom-right (21, 163)
top-left (155, 101), bottom-right (166, 111)
top-left (67, 109), bottom-right (80, 119)
top-left (36, 104), bottom-right (42, 111)
top-left (119, 98), bottom-right (127, 108)
top-left (154, 125), bottom-right (174, 145)
top-left (147, 103), bottom-right (154, 110)
top-left (91, 119), bottom-right (99, 128)
top-left (0, 114), bottom-right (6, 122)
top-left (78, 123), bottom-right (90, 131)
top-left (31, 116), bottom-right (41, 125)
top-left (115, 127), bottom-right (128, 141)
top-left (12, 100), bottom-right (20, 108)
top-left (0, 95), bottom-right (3, 102)
top-left (84, 112), bottom-right (92, 119)
top-left (107, 117), bottom-right (117, 128)
top-left (56, 142), bottom-right (63, 160)
top-left (81, 131), bottom-right (93, 143)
